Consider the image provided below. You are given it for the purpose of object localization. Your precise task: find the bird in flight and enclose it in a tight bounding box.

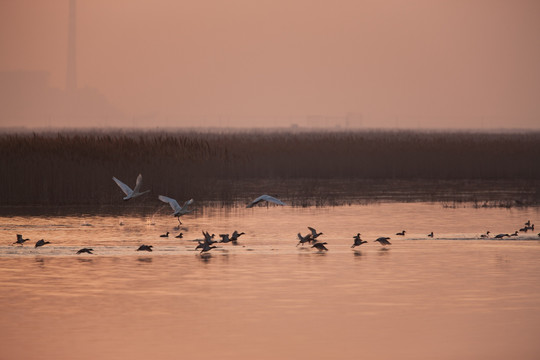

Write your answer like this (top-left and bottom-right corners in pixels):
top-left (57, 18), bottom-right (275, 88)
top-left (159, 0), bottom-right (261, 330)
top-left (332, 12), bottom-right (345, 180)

top-left (137, 244), bottom-right (153, 252)
top-left (35, 239), bottom-right (50, 248)
top-left (246, 195), bottom-right (286, 208)
top-left (312, 241), bottom-right (328, 251)
top-left (351, 233), bottom-right (367, 248)
top-left (374, 237), bottom-right (391, 246)
top-left (112, 174), bottom-right (150, 201)
top-left (158, 195), bottom-right (194, 225)
top-left (13, 234), bottom-right (29, 245)
top-left (77, 248), bottom-right (94, 254)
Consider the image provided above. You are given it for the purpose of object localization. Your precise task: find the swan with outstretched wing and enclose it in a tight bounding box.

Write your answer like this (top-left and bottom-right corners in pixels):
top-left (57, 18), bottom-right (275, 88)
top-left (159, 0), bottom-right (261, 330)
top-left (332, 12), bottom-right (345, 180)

top-left (112, 174), bottom-right (150, 200)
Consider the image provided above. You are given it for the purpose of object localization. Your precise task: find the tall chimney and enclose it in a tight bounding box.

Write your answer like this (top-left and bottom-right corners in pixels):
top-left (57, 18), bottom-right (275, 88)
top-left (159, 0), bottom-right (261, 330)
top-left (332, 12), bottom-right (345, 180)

top-left (66, 0), bottom-right (77, 92)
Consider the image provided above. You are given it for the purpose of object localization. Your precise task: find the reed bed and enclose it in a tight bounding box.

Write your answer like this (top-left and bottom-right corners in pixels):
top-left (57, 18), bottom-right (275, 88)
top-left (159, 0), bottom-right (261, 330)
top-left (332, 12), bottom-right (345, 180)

top-left (0, 130), bottom-right (539, 208)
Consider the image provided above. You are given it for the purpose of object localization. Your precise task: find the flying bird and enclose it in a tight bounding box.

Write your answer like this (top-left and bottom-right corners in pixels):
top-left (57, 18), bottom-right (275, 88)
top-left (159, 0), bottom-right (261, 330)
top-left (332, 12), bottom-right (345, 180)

top-left (351, 233), bottom-right (367, 248)
top-left (312, 241), bottom-right (328, 251)
top-left (76, 248), bottom-right (94, 254)
top-left (230, 230), bottom-right (245, 243)
top-left (196, 231), bottom-right (217, 250)
top-left (112, 174), bottom-right (150, 201)
top-left (200, 242), bottom-right (217, 254)
top-left (158, 195), bottom-right (194, 224)
top-left (374, 237), bottom-right (391, 246)
top-left (203, 231), bottom-right (217, 244)
top-left (296, 232), bottom-right (313, 247)
top-left (308, 227), bottom-right (323, 241)
top-left (246, 195), bottom-right (286, 208)
top-left (35, 239), bottom-right (50, 248)
top-left (137, 244), bottom-right (153, 252)
top-left (13, 234), bottom-right (29, 245)
top-left (231, 232), bottom-right (244, 245)
top-left (219, 234), bottom-right (232, 243)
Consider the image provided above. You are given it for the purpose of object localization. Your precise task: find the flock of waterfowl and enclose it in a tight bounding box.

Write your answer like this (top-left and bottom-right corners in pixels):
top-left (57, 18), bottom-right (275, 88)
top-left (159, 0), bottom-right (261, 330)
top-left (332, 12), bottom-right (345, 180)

top-left (6, 174), bottom-right (540, 256)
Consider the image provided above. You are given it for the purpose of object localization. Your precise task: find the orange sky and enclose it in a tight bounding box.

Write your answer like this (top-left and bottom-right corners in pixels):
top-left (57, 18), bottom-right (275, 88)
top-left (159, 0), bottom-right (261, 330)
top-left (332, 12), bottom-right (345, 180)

top-left (1, 0), bottom-right (539, 128)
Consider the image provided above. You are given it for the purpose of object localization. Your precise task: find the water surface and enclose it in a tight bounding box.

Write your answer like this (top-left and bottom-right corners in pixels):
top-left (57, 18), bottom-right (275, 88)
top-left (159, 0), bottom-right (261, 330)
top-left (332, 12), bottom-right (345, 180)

top-left (1, 203), bottom-right (539, 360)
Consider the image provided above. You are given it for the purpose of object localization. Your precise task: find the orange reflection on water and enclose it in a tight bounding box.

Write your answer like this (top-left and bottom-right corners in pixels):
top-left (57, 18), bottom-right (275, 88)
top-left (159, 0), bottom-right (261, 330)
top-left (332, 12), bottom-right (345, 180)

top-left (0, 203), bottom-right (539, 359)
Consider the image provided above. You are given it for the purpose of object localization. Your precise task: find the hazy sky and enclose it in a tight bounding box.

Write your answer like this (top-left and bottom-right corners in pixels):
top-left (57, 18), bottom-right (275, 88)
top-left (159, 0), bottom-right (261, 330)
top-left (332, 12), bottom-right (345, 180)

top-left (1, 0), bottom-right (539, 128)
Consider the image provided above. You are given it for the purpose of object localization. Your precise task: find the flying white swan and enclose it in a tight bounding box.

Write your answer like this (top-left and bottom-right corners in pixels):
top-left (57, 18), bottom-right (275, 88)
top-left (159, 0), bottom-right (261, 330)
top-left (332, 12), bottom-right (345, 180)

top-left (246, 195), bottom-right (286, 208)
top-left (158, 195), bottom-right (194, 224)
top-left (112, 174), bottom-right (150, 200)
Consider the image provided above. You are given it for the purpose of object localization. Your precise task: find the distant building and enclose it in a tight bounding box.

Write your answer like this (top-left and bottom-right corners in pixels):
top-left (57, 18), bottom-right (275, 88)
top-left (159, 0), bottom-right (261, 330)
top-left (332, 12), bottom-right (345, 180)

top-left (0, 71), bottom-right (122, 127)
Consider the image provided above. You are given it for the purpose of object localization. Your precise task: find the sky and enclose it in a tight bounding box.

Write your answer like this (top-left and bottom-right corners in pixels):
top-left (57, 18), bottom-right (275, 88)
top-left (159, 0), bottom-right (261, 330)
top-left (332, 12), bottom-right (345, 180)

top-left (1, 0), bottom-right (539, 129)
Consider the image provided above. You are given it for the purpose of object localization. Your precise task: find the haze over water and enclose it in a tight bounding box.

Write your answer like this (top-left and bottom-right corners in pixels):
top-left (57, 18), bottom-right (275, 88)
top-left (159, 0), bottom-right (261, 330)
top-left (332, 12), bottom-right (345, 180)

top-left (1, 1), bottom-right (539, 129)
top-left (1, 203), bottom-right (539, 359)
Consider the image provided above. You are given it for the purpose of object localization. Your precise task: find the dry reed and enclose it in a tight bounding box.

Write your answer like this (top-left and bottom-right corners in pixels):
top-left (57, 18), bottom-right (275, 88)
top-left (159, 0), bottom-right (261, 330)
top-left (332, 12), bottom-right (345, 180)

top-left (0, 130), bottom-right (539, 208)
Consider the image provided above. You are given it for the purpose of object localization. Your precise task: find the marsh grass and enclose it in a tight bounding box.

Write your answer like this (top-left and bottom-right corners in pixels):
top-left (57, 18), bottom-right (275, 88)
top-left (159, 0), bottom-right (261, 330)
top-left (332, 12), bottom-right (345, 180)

top-left (0, 130), bottom-right (539, 209)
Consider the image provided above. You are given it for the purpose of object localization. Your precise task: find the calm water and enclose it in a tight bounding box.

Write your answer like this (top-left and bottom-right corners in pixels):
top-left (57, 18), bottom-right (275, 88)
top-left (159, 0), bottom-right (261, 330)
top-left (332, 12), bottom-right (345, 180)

top-left (1, 203), bottom-right (540, 360)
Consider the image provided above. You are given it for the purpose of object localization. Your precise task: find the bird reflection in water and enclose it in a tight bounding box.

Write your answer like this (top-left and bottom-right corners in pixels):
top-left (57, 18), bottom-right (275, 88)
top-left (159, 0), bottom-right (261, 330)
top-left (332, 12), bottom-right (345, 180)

top-left (137, 257), bottom-right (153, 263)
top-left (77, 258), bottom-right (94, 264)
top-left (34, 257), bottom-right (46, 268)
top-left (199, 253), bottom-right (212, 262)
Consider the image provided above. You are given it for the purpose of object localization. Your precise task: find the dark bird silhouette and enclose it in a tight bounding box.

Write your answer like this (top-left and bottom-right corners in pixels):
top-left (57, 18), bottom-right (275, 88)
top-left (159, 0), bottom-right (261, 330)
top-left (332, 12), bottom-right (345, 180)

top-left (396, 230), bottom-right (406, 236)
top-left (312, 241), bottom-right (328, 251)
top-left (525, 220), bottom-right (531, 226)
top-left (427, 232), bottom-right (434, 238)
top-left (175, 233), bottom-right (183, 238)
top-left (231, 230), bottom-right (245, 240)
top-left (494, 233), bottom-right (509, 239)
top-left (296, 232), bottom-right (313, 247)
top-left (480, 231), bottom-right (490, 238)
top-left (13, 234), bottom-right (29, 245)
top-left (137, 244), bottom-right (153, 252)
top-left (219, 234), bottom-right (232, 243)
top-left (308, 227), bottom-right (323, 241)
top-left (200, 242), bottom-right (217, 254)
top-left (35, 239), bottom-right (50, 248)
top-left (203, 231), bottom-right (217, 244)
top-left (374, 237), bottom-right (392, 246)
top-left (160, 232), bottom-right (169, 238)
top-left (510, 231), bottom-right (518, 237)
top-left (351, 233), bottom-right (367, 248)
top-left (196, 231), bottom-right (218, 250)
top-left (230, 230), bottom-right (245, 245)
top-left (77, 248), bottom-right (94, 254)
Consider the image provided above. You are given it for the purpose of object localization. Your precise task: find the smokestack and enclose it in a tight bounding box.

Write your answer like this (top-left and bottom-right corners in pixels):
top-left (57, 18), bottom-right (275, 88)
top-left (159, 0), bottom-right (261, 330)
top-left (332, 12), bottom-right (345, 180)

top-left (66, 0), bottom-right (77, 92)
